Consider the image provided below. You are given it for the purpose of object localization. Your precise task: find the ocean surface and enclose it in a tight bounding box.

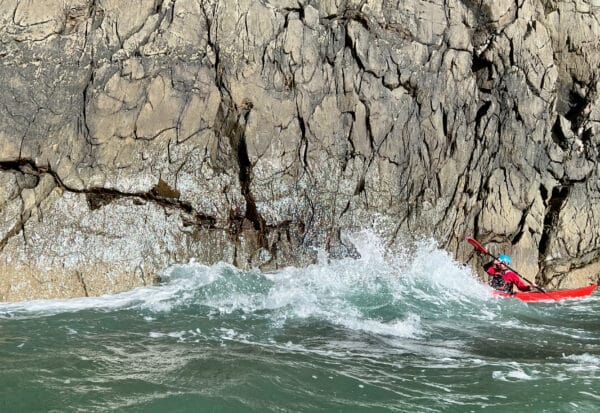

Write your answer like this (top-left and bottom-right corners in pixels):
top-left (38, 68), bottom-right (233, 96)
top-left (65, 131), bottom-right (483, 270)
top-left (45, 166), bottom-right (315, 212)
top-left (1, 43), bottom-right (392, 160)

top-left (1, 233), bottom-right (599, 412)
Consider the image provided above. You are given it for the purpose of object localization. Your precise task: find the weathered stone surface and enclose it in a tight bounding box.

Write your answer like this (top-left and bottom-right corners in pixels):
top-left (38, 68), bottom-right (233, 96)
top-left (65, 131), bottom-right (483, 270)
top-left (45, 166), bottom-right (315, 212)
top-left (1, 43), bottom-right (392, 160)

top-left (1, 0), bottom-right (600, 300)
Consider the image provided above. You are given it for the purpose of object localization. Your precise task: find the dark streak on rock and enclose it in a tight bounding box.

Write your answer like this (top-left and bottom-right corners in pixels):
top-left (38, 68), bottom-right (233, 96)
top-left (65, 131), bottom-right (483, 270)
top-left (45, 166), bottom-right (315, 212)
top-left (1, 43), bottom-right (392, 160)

top-left (538, 184), bottom-right (570, 282)
top-left (76, 271), bottom-right (89, 297)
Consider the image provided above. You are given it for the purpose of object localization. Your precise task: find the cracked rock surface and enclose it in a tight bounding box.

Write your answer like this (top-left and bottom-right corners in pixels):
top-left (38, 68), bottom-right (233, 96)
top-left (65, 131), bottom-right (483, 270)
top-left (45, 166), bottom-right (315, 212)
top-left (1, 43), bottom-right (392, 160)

top-left (1, 0), bottom-right (599, 300)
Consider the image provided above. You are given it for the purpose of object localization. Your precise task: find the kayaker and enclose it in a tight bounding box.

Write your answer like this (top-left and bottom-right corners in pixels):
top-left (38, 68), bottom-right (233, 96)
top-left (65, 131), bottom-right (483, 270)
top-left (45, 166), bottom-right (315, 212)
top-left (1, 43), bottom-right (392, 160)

top-left (484, 255), bottom-right (537, 293)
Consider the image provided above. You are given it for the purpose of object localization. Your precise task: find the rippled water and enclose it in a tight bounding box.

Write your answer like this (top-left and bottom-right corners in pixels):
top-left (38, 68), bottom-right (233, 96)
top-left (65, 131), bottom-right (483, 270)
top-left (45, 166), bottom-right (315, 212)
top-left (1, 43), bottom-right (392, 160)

top-left (1, 233), bottom-right (599, 412)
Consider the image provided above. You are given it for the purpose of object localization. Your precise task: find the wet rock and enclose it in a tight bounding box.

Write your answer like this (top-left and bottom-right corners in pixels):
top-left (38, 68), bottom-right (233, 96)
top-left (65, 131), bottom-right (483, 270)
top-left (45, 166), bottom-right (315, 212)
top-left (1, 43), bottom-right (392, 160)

top-left (1, 0), bottom-right (600, 300)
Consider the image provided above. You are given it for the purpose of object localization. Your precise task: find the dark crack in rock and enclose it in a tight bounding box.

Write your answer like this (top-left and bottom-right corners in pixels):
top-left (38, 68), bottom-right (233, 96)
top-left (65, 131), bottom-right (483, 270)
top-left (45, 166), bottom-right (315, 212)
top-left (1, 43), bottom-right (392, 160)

top-left (1, 0), bottom-right (600, 300)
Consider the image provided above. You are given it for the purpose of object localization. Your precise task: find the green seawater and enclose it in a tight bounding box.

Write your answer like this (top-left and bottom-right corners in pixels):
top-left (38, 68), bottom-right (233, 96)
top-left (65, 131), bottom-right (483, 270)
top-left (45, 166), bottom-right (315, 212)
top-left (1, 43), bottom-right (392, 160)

top-left (1, 238), bottom-right (599, 412)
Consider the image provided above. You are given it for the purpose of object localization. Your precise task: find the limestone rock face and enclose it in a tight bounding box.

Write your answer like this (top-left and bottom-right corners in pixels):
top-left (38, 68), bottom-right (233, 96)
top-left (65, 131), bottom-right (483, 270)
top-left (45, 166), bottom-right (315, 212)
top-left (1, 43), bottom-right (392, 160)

top-left (1, 0), bottom-right (599, 300)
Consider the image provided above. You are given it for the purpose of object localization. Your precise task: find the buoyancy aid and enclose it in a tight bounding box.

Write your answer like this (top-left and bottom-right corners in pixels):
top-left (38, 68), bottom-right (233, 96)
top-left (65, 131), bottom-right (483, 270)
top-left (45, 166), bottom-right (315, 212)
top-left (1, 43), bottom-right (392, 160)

top-left (488, 270), bottom-right (513, 293)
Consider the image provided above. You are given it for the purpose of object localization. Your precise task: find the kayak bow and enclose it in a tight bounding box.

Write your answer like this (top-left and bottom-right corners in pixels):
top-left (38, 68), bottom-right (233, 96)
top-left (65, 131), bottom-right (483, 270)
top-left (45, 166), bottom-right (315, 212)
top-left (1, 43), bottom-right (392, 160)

top-left (495, 284), bottom-right (598, 302)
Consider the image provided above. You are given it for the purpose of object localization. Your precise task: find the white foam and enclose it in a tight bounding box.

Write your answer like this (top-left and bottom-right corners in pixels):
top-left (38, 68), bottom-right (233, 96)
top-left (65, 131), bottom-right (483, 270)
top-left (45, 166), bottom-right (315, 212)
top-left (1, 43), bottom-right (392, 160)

top-left (578, 391), bottom-right (600, 401)
top-left (563, 353), bottom-right (600, 369)
top-left (0, 285), bottom-right (162, 317)
top-left (339, 313), bottom-right (423, 339)
top-left (492, 369), bottom-right (534, 382)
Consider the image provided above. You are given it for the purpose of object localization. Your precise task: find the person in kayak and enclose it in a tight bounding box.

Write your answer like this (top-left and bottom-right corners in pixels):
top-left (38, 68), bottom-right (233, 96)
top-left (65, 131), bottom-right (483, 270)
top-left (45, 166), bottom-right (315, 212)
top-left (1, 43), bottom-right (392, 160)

top-left (484, 254), bottom-right (537, 293)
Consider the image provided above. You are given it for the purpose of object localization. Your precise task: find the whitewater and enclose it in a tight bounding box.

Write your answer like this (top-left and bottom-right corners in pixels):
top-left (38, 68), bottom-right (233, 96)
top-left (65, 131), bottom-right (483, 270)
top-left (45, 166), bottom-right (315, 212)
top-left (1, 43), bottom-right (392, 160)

top-left (0, 232), bottom-right (598, 412)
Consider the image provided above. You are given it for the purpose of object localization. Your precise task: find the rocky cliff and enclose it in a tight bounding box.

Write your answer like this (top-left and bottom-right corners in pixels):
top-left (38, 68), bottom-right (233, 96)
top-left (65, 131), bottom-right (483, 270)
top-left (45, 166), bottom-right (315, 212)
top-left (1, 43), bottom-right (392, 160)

top-left (1, 0), bottom-right (599, 301)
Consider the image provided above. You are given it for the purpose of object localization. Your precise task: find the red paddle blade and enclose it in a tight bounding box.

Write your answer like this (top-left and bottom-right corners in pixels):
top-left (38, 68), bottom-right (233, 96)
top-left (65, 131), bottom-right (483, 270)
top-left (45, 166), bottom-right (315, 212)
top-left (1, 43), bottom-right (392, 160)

top-left (466, 237), bottom-right (488, 254)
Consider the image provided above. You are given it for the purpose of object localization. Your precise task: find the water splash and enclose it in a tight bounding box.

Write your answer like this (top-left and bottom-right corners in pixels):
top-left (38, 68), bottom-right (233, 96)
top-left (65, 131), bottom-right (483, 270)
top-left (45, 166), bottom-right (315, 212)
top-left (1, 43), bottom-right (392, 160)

top-left (0, 231), bottom-right (489, 338)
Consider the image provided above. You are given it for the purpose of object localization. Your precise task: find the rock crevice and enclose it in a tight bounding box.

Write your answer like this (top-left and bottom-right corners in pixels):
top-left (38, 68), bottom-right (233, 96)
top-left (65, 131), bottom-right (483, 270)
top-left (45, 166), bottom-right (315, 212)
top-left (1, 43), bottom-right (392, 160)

top-left (1, 0), bottom-right (600, 300)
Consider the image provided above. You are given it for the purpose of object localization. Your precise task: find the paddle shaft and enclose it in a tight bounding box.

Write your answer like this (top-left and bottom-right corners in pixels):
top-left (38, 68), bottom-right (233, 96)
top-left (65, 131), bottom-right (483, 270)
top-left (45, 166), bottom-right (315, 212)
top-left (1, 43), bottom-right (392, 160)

top-left (467, 238), bottom-right (546, 293)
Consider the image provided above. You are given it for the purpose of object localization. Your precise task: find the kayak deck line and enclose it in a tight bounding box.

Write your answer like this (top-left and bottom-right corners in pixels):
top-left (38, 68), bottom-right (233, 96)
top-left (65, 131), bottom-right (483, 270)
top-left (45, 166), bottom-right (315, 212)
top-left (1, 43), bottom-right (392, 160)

top-left (493, 284), bottom-right (598, 302)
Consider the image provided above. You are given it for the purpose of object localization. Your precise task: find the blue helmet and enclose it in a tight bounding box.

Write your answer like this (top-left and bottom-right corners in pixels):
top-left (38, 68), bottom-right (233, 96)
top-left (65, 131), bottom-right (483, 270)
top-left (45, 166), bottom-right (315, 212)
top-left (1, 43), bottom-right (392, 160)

top-left (498, 254), bottom-right (512, 265)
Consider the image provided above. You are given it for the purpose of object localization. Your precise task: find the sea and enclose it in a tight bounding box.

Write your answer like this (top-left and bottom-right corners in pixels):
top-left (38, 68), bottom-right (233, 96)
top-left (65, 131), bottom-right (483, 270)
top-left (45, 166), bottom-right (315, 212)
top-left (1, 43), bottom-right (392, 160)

top-left (0, 232), bottom-right (598, 412)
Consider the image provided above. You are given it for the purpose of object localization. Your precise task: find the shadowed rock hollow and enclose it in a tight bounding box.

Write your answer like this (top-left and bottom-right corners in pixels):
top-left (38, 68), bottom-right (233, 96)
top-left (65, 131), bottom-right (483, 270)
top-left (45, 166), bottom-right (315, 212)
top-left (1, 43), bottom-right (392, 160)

top-left (1, 0), bottom-right (599, 300)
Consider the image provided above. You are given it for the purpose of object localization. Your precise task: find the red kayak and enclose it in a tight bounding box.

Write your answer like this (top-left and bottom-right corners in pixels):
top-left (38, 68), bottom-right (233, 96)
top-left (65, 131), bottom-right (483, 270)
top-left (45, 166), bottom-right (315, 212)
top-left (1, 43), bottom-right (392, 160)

top-left (495, 284), bottom-right (598, 302)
